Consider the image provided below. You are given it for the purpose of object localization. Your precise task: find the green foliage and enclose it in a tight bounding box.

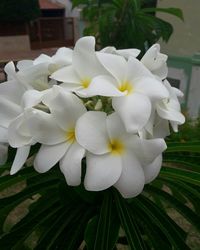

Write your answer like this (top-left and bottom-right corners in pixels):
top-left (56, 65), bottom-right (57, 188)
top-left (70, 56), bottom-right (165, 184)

top-left (0, 0), bottom-right (41, 22)
top-left (0, 140), bottom-right (199, 249)
top-left (72, 0), bottom-right (183, 53)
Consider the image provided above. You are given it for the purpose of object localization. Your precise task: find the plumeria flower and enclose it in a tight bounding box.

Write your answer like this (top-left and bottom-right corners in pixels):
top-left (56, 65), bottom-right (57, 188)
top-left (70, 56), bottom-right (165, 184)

top-left (29, 86), bottom-right (87, 186)
top-left (51, 36), bottom-right (108, 97)
top-left (101, 46), bottom-right (141, 59)
top-left (156, 80), bottom-right (185, 133)
top-left (33, 47), bottom-right (73, 72)
top-left (86, 52), bottom-right (169, 132)
top-left (141, 44), bottom-right (168, 80)
top-left (76, 111), bottom-right (167, 198)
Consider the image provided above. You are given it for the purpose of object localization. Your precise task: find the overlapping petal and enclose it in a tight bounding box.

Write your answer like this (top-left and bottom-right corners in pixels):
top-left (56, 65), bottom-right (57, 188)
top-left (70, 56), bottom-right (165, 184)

top-left (34, 142), bottom-right (69, 173)
top-left (76, 111), bottom-right (109, 155)
top-left (84, 152), bottom-right (122, 191)
top-left (112, 93), bottom-right (151, 132)
top-left (60, 142), bottom-right (85, 186)
top-left (114, 151), bottom-right (145, 198)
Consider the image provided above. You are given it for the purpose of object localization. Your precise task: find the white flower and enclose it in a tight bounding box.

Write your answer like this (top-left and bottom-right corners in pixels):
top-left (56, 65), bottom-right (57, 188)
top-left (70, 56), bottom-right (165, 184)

top-left (86, 53), bottom-right (169, 132)
top-left (156, 80), bottom-right (185, 132)
top-left (51, 36), bottom-right (108, 97)
top-left (141, 44), bottom-right (168, 80)
top-left (31, 86), bottom-right (87, 186)
top-left (76, 111), bottom-right (167, 198)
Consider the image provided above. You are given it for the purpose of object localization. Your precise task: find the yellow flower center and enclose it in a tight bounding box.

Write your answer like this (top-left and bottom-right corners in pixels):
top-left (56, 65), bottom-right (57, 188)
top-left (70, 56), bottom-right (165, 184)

top-left (118, 81), bottom-right (133, 95)
top-left (81, 78), bottom-right (91, 88)
top-left (108, 139), bottom-right (125, 155)
top-left (66, 128), bottom-right (76, 143)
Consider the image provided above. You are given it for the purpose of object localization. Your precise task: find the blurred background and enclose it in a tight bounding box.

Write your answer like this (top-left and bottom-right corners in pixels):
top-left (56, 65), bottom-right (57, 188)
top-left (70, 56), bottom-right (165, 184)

top-left (0, 0), bottom-right (199, 119)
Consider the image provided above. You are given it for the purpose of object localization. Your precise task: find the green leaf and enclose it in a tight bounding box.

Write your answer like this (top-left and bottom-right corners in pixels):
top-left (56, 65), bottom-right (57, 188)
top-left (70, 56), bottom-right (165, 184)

top-left (166, 142), bottom-right (200, 153)
top-left (143, 7), bottom-right (184, 21)
top-left (132, 195), bottom-right (190, 249)
top-left (85, 191), bottom-right (120, 250)
top-left (160, 166), bottom-right (200, 186)
top-left (113, 189), bottom-right (147, 250)
top-left (146, 185), bottom-right (200, 232)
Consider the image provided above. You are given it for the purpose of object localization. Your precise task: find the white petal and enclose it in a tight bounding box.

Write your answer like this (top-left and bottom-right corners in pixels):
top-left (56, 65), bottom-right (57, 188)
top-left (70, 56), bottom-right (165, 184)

top-left (43, 86), bottom-right (86, 131)
top-left (0, 126), bottom-right (8, 143)
top-left (156, 102), bottom-right (185, 124)
top-left (85, 75), bottom-right (124, 97)
top-left (4, 61), bottom-right (16, 80)
top-left (0, 144), bottom-right (8, 165)
top-left (10, 146), bottom-right (30, 175)
top-left (75, 111), bottom-right (110, 155)
top-left (17, 60), bottom-right (33, 70)
top-left (51, 65), bottom-right (80, 84)
top-left (114, 151), bottom-right (145, 198)
top-left (34, 142), bottom-right (69, 173)
top-left (21, 90), bottom-right (44, 108)
top-left (134, 77), bottom-right (169, 100)
top-left (84, 152), bottom-right (122, 191)
top-left (73, 36), bottom-right (106, 78)
top-left (106, 113), bottom-right (126, 140)
top-left (0, 97), bottom-right (21, 128)
top-left (117, 49), bottom-right (141, 59)
top-left (129, 137), bottom-right (167, 165)
top-left (8, 111), bottom-right (35, 147)
top-left (0, 80), bottom-right (25, 104)
top-left (53, 47), bottom-right (73, 67)
top-left (18, 63), bottom-right (50, 89)
top-left (60, 142), bottom-right (85, 186)
top-left (143, 154), bottom-right (162, 184)
top-left (142, 44), bottom-right (168, 74)
top-left (34, 54), bottom-right (52, 65)
top-left (126, 56), bottom-right (153, 81)
top-left (59, 82), bottom-right (82, 93)
top-left (152, 63), bottom-right (168, 80)
top-left (153, 116), bottom-right (170, 138)
top-left (28, 110), bottom-right (66, 145)
top-left (112, 93), bottom-right (152, 133)
top-left (170, 120), bottom-right (179, 132)
top-left (97, 52), bottom-right (126, 82)
top-left (172, 87), bottom-right (184, 98)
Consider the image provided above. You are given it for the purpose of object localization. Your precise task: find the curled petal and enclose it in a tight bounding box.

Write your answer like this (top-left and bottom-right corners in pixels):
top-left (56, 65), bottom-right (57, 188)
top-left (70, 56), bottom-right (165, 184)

top-left (114, 151), bottom-right (145, 198)
top-left (76, 111), bottom-right (110, 155)
top-left (84, 152), bottom-right (122, 191)
top-left (157, 102), bottom-right (185, 124)
top-left (10, 146), bottom-right (30, 175)
top-left (60, 142), bottom-right (85, 186)
top-left (112, 93), bottom-right (151, 133)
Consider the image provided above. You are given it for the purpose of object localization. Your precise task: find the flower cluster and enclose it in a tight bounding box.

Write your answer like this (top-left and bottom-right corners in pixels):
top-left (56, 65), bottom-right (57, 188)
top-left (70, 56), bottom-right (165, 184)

top-left (0, 37), bottom-right (185, 198)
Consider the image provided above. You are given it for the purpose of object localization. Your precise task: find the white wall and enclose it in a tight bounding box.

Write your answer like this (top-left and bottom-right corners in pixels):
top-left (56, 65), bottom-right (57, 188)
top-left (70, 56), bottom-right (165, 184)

top-left (157, 0), bottom-right (200, 57)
